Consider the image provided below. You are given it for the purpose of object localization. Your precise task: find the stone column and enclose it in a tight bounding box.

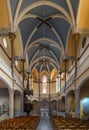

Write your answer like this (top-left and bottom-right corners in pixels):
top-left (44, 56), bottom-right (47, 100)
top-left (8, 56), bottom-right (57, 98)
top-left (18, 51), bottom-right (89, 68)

top-left (72, 33), bottom-right (80, 118)
top-left (57, 74), bottom-right (59, 92)
top-left (56, 94), bottom-right (59, 115)
top-left (65, 95), bottom-right (68, 115)
top-left (26, 72), bottom-right (30, 91)
top-left (59, 73), bottom-right (61, 92)
top-left (49, 78), bottom-right (50, 98)
top-left (57, 73), bottom-right (61, 92)
top-left (21, 92), bottom-right (24, 115)
top-left (9, 89), bottom-right (14, 118)
top-left (9, 33), bottom-right (16, 77)
top-left (63, 54), bottom-right (68, 93)
top-left (38, 75), bottom-right (41, 113)
top-left (72, 33), bottom-right (80, 78)
top-left (29, 73), bottom-right (32, 89)
top-left (75, 89), bottom-right (80, 118)
top-left (21, 59), bottom-right (25, 89)
top-left (59, 100), bottom-right (61, 112)
top-left (38, 77), bottom-right (40, 98)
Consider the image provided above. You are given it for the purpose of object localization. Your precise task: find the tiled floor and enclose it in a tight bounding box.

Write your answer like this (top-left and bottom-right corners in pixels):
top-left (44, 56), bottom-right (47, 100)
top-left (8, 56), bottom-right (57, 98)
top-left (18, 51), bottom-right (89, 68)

top-left (37, 116), bottom-right (53, 130)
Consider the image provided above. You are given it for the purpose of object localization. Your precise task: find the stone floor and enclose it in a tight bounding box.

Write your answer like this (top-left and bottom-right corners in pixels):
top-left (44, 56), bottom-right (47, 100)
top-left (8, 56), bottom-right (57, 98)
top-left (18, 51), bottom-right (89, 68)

top-left (36, 116), bottom-right (53, 130)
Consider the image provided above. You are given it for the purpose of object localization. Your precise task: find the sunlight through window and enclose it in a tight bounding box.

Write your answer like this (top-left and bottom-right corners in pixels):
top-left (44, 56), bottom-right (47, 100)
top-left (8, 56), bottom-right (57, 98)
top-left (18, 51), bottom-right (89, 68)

top-left (42, 76), bottom-right (47, 94)
top-left (3, 38), bottom-right (7, 48)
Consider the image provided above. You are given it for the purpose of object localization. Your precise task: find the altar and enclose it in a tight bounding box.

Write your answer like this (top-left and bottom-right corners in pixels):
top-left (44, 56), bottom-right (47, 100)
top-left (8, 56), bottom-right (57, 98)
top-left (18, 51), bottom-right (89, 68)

top-left (40, 108), bottom-right (49, 117)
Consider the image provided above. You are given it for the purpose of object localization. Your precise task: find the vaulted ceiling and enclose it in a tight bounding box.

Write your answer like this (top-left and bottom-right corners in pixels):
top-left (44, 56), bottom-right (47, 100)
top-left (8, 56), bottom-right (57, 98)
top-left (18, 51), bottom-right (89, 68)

top-left (0, 0), bottom-right (82, 78)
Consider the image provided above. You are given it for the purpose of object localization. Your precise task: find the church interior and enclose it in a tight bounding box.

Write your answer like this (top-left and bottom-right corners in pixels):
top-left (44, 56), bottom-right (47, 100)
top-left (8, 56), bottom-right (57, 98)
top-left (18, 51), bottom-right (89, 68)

top-left (0, 0), bottom-right (89, 129)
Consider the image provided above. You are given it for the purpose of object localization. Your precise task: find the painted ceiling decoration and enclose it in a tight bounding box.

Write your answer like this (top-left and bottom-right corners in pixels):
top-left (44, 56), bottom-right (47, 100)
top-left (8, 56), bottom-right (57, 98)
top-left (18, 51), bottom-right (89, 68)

top-left (3, 0), bottom-right (80, 77)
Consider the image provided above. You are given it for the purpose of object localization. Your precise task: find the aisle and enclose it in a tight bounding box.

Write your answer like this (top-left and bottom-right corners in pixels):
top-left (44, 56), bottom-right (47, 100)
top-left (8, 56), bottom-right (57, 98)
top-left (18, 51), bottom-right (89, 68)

top-left (36, 117), bottom-right (53, 130)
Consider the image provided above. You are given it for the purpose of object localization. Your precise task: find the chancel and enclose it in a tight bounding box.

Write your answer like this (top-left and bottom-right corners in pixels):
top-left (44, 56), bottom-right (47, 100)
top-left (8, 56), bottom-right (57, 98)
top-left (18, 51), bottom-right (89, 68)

top-left (0, 0), bottom-right (89, 130)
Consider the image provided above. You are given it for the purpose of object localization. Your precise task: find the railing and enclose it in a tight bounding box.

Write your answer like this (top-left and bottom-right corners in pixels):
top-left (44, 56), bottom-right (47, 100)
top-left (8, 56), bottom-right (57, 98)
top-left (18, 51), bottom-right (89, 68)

top-left (50, 93), bottom-right (57, 98)
top-left (61, 45), bottom-right (89, 93)
top-left (0, 45), bottom-right (23, 89)
top-left (78, 44), bottom-right (89, 66)
top-left (66, 73), bottom-right (75, 88)
top-left (0, 56), bottom-right (11, 77)
top-left (0, 44), bottom-right (11, 68)
top-left (77, 55), bottom-right (89, 78)
top-left (33, 93), bottom-right (57, 100)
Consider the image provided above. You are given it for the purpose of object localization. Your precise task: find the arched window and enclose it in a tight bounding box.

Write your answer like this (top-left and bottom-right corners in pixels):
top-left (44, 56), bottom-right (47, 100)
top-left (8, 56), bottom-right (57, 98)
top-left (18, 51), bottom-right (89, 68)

top-left (42, 76), bottom-right (47, 84)
top-left (3, 38), bottom-right (7, 48)
top-left (15, 61), bottom-right (18, 66)
top-left (42, 76), bottom-right (47, 94)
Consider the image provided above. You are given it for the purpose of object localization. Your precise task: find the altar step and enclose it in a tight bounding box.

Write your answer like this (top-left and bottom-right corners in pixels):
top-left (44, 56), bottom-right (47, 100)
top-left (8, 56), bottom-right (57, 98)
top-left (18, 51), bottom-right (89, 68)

top-left (37, 117), bottom-right (53, 130)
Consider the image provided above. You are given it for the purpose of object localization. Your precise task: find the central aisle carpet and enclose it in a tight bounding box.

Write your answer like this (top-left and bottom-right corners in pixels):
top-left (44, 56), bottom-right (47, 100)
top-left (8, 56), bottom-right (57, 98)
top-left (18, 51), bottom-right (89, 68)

top-left (36, 117), bottom-right (53, 130)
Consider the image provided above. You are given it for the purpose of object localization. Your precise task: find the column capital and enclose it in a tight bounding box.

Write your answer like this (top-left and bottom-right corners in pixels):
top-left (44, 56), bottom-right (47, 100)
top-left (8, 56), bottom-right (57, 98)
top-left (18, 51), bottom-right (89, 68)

top-left (75, 88), bottom-right (80, 118)
top-left (8, 89), bottom-right (14, 95)
top-left (49, 77), bottom-right (51, 81)
top-left (21, 58), bottom-right (25, 63)
top-left (9, 32), bottom-right (16, 41)
top-left (63, 53), bottom-right (69, 62)
top-left (76, 88), bottom-right (80, 95)
top-left (72, 33), bottom-right (80, 43)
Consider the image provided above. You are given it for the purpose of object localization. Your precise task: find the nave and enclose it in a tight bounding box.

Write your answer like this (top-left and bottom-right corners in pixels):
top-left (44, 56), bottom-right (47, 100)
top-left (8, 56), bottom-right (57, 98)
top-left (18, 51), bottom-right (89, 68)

top-left (37, 117), bottom-right (53, 130)
top-left (0, 0), bottom-right (89, 130)
top-left (0, 115), bottom-right (89, 130)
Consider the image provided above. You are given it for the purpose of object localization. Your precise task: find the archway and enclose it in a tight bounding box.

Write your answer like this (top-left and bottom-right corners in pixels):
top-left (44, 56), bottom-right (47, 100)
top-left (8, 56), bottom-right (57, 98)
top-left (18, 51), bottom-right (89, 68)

top-left (50, 100), bottom-right (57, 115)
top-left (14, 90), bottom-right (22, 117)
top-left (66, 90), bottom-right (76, 117)
top-left (33, 100), bottom-right (39, 115)
top-left (0, 79), bottom-right (9, 120)
top-left (61, 96), bottom-right (65, 116)
top-left (80, 79), bottom-right (89, 118)
top-left (57, 99), bottom-right (61, 115)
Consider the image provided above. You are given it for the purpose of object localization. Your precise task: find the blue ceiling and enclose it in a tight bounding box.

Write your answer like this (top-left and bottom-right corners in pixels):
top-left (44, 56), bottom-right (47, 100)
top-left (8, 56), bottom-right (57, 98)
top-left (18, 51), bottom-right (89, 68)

top-left (70, 0), bottom-right (80, 20)
top-left (19, 18), bottom-right (40, 49)
top-left (29, 5), bottom-right (60, 18)
top-left (9, 0), bottom-right (80, 75)
top-left (30, 23), bottom-right (59, 44)
top-left (49, 18), bottom-right (70, 49)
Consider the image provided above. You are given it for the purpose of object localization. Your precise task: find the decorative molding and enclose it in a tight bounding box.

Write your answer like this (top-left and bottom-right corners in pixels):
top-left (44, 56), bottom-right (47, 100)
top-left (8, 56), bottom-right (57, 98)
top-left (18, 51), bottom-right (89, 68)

top-left (78, 28), bottom-right (89, 34)
top-left (31, 56), bottom-right (58, 71)
top-left (17, 1), bottom-right (71, 26)
top-left (0, 46), bottom-right (23, 90)
top-left (66, 0), bottom-right (75, 25)
top-left (26, 37), bottom-right (62, 53)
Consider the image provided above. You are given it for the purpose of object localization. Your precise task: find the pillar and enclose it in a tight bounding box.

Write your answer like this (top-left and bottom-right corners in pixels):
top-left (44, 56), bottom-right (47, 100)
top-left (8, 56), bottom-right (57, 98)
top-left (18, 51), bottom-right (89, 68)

top-left (63, 54), bottom-right (68, 92)
top-left (9, 89), bottom-right (14, 118)
top-left (21, 93), bottom-right (24, 115)
top-left (49, 77), bottom-right (50, 98)
top-left (56, 94), bottom-right (59, 115)
top-left (72, 33), bottom-right (80, 79)
top-left (75, 89), bottom-right (80, 118)
top-left (72, 33), bottom-right (80, 118)
top-left (38, 75), bottom-right (40, 98)
top-left (38, 75), bottom-right (41, 113)
top-left (29, 73), bottom-right (32, 89)
top-left (21, 59), bottom-right (25, 89)
top-left (59, 72), bottom-right (61, 92)
top-left (26, 72), bottom-right (30, 91)
top-left (65, 95), bottom-right (68, 115)
top-left (9, 33), bottom-right (16, 77)
top-left (58, 73), bottom-right (61, 92)
top-left (59, 100), bottom-right (62, 113)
